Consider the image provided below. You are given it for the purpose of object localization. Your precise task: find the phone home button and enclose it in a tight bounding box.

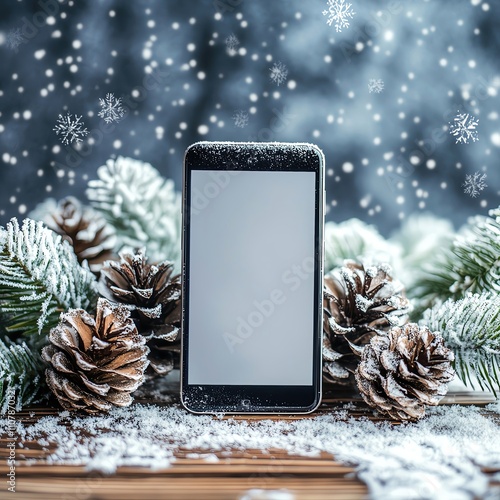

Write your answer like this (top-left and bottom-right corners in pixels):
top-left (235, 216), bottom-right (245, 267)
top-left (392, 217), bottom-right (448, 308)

top-left (241, 399), bottom-right (251, 408)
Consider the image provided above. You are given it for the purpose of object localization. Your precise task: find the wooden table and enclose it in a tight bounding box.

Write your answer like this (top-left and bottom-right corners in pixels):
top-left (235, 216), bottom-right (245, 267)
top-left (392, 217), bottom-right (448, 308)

top-left (1, 387), bottom-right (498, 500)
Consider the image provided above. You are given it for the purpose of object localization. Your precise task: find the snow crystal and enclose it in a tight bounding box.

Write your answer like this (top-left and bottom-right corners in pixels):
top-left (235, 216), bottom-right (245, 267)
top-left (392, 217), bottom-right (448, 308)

top-left (225, 33), bottom-right (239, 53)
top-left (322, 0), bottom-right (355, 32)
top-left (6, 28), bottom-right (25, 51)
top-left (269, 62), bottom-right (288, 86)
top-left (368, 79), bottom-right (384, 94)
top-left (449, 112), bottom-right (479, 144)
top-left (98, 93), bottom-right (125, 124)
top-left (53, 113), bottom-right (89, 145)
top-left (463, 172), bottom-right (487, 198)
top-left (233, 109), bottom-right (249, 128)
top-left (1, 403), bottom-right (499, 499)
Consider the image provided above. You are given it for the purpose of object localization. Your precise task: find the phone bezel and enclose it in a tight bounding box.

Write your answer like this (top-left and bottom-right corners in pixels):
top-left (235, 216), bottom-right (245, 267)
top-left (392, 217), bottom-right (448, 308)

top-left (181, 141), bottom-right (325, 414)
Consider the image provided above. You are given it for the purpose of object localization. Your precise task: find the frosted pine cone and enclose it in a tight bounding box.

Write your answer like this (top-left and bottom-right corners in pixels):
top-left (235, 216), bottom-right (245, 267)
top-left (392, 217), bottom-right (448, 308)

top-left (30, 196), bottom-right (116, 275)
top-left (99, 249), bottom-right (181, 377)
top-left (42, 298), bottom-right (149, 414)
top-left (323, 261), bottom-right (410, 385)
top-left (355, 323), bottom-right (455, 421)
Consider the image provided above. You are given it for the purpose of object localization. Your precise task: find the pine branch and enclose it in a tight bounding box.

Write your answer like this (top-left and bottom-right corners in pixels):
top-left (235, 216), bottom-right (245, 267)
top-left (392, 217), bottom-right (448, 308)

top-left (86, 156), bottom-right (181, 269)
top-left (422, 292), bottom-right (500, 396)
top-left (0, 337), bottom-right (46, 413)
top-left (0, 218), bottom-right (98, 336)
top-left (412, 207), bottom-right (500, 317)
top-left (390, 213), bottom-right (455, 292)
top-left (324, 218), bottom-right (399, 273)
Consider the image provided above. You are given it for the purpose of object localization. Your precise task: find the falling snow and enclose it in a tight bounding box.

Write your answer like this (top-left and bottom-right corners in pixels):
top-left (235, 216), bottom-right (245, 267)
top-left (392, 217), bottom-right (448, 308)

top-left (98, 93), bottom-right (125, 124)
top-left (449, 112), bottom-right (479, 144)
top-left (232, 109), bottom-right (249, 128)
top-left (368, 79), bottom-right (384, 94)
top-left (463, 172), bottom-right (487, 198)
top-left (322, 0), bottom-right (355, 32)
top-left (0, 1), bottom-right (499, 232)
top-left (6, 28), bottom-right (25, 51)
top-left (269, 61), bottom-right (288, 86)
top-left (53, 113), bottom-right (89, 145)
top-left (225, 33), bottom-right (239, 53)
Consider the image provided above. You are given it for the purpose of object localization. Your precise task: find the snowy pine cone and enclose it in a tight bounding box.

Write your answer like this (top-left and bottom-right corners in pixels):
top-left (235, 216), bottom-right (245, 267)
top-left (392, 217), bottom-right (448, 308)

top-left (323, 261), bottom-right (410, 385)
top-left (42, 298), bottom-right (149, 414)
top-left (355, 323), bottom-right (455, 421)
top-left (99, 249), bottom-right (181, 377)
top-left (29, 196), bottom-right (116, 275)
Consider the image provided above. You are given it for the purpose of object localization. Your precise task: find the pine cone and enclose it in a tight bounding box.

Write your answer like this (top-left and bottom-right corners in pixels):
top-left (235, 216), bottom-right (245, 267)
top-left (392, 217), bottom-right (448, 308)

top-left (323, 260), bottom-right (410, 385)
top-left (99, 249), bottom-right (181, 377)
top-left (355, 323), bottom-right (455, 421)
top-left (34, 197), bottom-right (116, 275)
top-left (42, 298), bottom-right (149, 414)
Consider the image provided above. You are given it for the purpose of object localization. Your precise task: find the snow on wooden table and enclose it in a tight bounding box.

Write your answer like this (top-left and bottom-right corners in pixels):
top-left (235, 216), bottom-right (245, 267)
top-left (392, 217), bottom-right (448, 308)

top-left (0, 383), bottom-right (499, 500)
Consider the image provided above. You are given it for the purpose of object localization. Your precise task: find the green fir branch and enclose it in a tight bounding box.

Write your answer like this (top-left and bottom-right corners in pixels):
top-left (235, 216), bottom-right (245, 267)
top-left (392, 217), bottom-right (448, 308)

top-left (422, 292), bottom-right (500, 396)
top-left (0, 218), bottom-right (98, 336)
top-left (324, 218), bottom-right (400, 273)
top-left (0, 337), bottom-right (47, 413)
top-left (412, 207), bottom-right (500, 317)
top-left (86, 156), bottom-right (181, 268)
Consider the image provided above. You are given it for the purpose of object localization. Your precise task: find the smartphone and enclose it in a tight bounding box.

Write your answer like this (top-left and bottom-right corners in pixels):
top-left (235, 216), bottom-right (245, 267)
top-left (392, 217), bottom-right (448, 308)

top-left (181, 142), bottom-right (325, 414)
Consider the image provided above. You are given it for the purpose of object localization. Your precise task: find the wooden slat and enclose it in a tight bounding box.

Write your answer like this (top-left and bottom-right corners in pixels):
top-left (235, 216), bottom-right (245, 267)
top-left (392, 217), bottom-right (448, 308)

top-left (1, 389), bottom-right (499, 500)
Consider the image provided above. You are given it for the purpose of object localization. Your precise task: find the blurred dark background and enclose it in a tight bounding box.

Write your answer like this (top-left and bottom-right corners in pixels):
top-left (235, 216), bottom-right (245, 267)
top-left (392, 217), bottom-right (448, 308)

top-left (0, 0), bottom-right (499, 234)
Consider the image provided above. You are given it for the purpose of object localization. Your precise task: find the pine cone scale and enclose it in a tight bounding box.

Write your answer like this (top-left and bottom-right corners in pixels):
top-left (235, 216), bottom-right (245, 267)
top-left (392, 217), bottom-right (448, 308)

top-left (48, 350), bottom-right (76, 374)
top-left (60, 312), bottom-right (95, 349)
top-left (78, 374), bottom-right (110, 396)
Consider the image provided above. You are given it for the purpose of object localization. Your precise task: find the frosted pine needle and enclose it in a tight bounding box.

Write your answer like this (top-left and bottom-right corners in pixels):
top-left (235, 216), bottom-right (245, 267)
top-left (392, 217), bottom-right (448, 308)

top-left (0, 218), bottom-right (98, 336)
top-left (86, 157), bottom-right (181, 269)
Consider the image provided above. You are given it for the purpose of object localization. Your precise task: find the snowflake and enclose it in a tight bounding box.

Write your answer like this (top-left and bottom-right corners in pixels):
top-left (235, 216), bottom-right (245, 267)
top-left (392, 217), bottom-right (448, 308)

top-left (6, 28), bottom-right (25, 51)
top-left (449, 112), bottom-right (479, 144)
top-left (98, 93), bottom-right (125, 124)
top-left (269, 61), bottom-right (288, 86)
top-left (232, 110), bottom-right (249, 128)
top-left (368, 79), bottom-right (384, 93)
top-left (322, 0), bottom-right (355, 32)
top-left (53, 113), bottom-right (89, 145)
top-left (225, 33), bottom-right (239, 53)
top-left (463, 172), bottom-right (487, 198)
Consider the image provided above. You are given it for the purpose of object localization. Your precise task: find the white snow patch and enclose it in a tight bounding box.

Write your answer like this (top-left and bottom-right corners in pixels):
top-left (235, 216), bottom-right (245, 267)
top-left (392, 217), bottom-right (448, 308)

top-left (1, 404), bottom-right (499, 499)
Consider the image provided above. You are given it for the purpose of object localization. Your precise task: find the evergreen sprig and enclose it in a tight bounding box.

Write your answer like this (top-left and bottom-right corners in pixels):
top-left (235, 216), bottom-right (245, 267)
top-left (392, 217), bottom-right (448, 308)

top-left (86, 156), bottom-right (181, 268)
top-left (324, 218), bottom-right (399, 273)
top-left (423, 292), bottom-right (500, 395)
top-left (0, 337), bottom-right (46, 412)
top-left (0, 218), bottom-right (98, 336)
top-left (412, 207), bottom-right (500, 316)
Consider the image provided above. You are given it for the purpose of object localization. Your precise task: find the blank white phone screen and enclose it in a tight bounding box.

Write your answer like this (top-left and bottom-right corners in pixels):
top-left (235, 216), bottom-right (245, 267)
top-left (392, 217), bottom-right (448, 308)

top-left (188, 170), bottom-right (316, 385)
